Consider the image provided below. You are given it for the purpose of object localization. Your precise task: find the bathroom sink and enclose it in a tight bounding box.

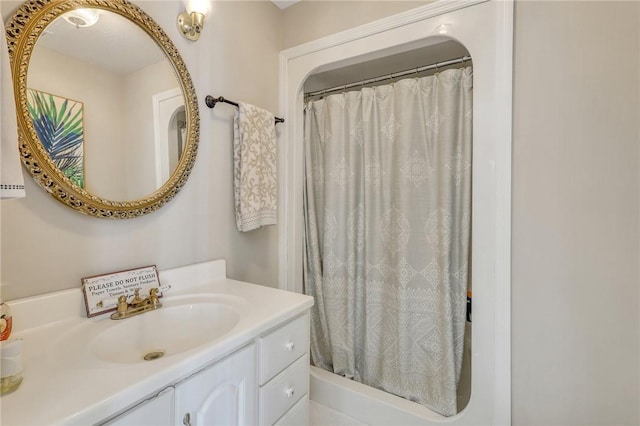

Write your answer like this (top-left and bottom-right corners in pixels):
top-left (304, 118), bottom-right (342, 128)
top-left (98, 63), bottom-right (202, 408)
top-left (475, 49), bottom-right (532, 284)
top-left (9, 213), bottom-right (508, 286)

top-left (89, 300), bottom-right (240, 364)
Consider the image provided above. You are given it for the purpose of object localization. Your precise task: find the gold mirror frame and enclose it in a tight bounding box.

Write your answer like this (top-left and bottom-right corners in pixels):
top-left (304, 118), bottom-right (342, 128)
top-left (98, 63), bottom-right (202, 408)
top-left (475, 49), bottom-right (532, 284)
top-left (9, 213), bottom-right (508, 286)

top-left (5, 0), bottom-right (199, 219)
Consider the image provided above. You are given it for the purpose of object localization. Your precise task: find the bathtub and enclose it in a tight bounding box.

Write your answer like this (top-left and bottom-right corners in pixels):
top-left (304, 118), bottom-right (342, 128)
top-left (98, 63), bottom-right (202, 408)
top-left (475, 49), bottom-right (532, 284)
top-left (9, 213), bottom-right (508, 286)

top-left (309, 366), bottom-right (446, 425)
top-left (309, 321), bottom-right (471, 425)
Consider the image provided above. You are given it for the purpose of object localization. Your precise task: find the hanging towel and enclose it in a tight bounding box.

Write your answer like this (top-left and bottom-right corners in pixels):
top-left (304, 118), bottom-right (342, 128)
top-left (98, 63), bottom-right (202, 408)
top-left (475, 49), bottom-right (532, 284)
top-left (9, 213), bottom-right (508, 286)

top-left (233, 102), bottom-right (277, 232)
top-left (1, 21), bottom-right (25, 200)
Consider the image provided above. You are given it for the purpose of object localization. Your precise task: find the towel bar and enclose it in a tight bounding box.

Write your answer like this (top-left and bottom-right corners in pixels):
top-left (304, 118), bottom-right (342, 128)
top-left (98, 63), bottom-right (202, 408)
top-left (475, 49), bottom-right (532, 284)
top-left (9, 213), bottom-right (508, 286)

top-left (205, 95), bottom-right (284, 124)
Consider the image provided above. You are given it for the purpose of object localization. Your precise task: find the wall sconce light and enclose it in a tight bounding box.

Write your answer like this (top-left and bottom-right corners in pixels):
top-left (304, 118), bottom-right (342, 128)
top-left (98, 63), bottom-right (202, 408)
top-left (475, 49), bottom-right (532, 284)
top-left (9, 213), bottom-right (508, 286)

top-left (177, 0), bottom-right (209, 41)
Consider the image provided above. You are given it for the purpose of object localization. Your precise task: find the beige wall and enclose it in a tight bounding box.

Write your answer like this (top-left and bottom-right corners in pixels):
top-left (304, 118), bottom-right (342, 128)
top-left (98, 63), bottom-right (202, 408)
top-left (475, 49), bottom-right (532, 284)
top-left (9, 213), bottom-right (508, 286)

top-left (122, 59), bottom-right (178, 199)
top-left (0, 0), bottom-right (283, 300)
top-left (281, 0), bottom-right (430, 49)
top-left (512, 1), bottom-right (639, 424)
top-left (28, 46), bottom-right (128, 200)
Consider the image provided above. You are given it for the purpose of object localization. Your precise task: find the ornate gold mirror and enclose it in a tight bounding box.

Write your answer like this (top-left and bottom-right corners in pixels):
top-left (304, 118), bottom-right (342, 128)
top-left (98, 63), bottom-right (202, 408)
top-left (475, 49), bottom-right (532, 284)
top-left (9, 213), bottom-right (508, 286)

top-left (5, 0), bottom-right (199, 218)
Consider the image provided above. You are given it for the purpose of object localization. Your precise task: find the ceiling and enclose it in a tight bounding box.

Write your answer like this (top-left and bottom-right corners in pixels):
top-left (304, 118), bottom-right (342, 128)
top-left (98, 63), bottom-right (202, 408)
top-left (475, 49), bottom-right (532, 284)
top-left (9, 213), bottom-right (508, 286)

top-left (36, 10), bottom-right (166, 76)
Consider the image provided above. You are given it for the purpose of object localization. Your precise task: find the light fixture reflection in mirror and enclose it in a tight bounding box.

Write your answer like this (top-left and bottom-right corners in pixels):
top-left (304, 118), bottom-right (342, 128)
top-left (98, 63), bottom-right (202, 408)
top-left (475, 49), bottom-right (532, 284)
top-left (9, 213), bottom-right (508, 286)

top-left (62, 9), bottom-right (101, 28)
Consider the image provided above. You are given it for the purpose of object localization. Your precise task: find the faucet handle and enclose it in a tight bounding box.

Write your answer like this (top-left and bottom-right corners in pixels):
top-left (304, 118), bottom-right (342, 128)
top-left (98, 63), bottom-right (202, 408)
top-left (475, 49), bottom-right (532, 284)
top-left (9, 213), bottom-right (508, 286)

top-left (96, 297), bottom-right (118, 309)
top-left (158, 284), bottom-right (172, 295)
top-left (149, 288), bottom-right (161, 306)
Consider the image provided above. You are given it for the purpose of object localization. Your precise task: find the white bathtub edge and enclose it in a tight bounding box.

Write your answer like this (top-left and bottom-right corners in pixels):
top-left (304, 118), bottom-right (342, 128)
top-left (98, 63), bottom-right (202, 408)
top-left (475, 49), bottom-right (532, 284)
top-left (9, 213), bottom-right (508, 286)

top-left (309, 366), bottom-right (448, 426)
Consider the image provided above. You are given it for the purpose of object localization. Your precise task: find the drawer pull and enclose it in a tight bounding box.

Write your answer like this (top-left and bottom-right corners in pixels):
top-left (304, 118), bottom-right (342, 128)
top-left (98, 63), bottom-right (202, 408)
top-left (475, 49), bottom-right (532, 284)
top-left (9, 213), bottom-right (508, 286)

top-left (285, 386), bottom-right (295, 398)
top-left (285, 341), bottom-right (295, 351)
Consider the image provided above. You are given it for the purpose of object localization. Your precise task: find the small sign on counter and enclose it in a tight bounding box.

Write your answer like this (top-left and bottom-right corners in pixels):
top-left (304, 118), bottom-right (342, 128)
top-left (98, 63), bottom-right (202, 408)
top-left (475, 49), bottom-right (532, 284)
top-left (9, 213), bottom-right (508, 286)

top-left (81, 265), bottom-right (161, 317)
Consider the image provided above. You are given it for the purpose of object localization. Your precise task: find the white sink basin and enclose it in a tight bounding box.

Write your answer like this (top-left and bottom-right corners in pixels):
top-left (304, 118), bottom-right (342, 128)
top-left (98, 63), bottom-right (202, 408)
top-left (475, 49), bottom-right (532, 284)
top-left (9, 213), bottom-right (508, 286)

top-left (89, 301), bottom-right (240, 364)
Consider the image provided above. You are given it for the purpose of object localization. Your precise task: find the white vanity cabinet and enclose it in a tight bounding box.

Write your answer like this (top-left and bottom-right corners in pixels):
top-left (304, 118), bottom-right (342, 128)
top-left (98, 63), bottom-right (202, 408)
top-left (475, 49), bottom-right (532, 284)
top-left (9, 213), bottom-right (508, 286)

top-left (258, 313), bottom-right (310, 425)
top-left (3, 260), bottom-right (314, 426)
top-left (100, 315), bottom-right (310, 426)
top-left (175, 343), bottom-right (256, 426)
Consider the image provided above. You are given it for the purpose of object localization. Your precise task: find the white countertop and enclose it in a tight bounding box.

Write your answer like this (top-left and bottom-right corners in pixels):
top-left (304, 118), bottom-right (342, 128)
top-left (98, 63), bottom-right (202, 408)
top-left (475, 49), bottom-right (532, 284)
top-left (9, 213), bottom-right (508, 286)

top-left (0, 260), bottom-right (313, 425)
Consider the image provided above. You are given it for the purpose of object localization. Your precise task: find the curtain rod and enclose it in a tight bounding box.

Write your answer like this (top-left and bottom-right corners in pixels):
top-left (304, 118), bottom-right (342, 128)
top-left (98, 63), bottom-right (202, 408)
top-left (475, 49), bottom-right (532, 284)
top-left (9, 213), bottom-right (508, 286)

top-left (205, 95), bottom-right (285, 124)
top-left (304, 55), bottom-right (472, 100)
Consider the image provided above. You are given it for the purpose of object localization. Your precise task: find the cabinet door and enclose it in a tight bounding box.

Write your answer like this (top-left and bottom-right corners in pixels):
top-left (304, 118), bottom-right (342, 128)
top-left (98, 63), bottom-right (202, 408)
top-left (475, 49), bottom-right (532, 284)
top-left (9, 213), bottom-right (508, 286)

top-left (175, 344), bottom-right (256, 426)
top-left (103, 387), bottom-right (174, 426)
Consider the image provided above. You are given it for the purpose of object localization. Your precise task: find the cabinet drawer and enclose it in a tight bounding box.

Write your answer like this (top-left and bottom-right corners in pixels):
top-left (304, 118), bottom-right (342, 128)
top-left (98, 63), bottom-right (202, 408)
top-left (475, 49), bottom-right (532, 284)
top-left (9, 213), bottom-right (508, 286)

top-left (274, 395), bottom-right (309, 426)
top-left (259, 355), bottom-right (309, 426)
top-left (258, 313), bottom-right (309, 384)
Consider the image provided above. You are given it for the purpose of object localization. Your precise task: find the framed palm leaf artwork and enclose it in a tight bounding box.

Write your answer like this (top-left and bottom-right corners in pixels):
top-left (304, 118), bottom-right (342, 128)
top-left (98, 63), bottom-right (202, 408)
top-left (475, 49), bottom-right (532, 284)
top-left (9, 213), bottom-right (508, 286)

top-left (27, 89), bottom-right (85, 188)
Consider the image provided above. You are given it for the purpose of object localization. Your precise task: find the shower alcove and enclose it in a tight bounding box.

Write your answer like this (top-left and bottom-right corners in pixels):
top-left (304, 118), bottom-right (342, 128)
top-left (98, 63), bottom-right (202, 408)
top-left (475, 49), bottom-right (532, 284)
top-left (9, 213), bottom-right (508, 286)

top-left (305, 37), bottom-right (474, 418)
top-left (278, 0), bottom-right (512, 424)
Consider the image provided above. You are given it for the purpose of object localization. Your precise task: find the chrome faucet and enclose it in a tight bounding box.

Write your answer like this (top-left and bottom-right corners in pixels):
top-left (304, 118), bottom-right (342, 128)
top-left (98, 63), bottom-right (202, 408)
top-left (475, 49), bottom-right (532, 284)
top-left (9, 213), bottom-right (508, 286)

top-left (110, 288), bottom-right (162, 320)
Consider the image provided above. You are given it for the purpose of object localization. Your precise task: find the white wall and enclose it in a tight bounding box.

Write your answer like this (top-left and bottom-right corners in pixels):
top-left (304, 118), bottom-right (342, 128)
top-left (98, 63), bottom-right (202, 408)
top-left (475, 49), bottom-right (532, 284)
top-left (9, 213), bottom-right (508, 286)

top-left (0, 0), bottom-right (283, 300)
top-left (282, 0), bottom-right (640, 424)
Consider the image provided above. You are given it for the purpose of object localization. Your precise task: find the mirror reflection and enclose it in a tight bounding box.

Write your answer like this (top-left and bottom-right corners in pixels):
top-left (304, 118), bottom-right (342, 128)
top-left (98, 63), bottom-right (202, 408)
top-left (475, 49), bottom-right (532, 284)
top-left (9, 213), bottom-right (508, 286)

top-left (27, 9), bottom-right (185, 201)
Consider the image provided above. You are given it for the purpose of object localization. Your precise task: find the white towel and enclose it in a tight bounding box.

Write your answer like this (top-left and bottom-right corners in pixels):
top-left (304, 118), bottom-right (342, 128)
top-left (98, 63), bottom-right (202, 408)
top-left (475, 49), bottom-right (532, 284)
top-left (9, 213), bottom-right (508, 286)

top-left (1, 21), bottom-right (26, 200)
top-left (233, 102), bottom-right (277, 232)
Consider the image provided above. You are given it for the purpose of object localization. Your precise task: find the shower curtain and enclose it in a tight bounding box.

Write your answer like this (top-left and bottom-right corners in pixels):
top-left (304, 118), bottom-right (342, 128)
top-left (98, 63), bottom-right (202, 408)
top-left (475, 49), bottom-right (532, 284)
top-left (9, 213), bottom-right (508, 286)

top-left (303, 67), bottom-right (472, 417)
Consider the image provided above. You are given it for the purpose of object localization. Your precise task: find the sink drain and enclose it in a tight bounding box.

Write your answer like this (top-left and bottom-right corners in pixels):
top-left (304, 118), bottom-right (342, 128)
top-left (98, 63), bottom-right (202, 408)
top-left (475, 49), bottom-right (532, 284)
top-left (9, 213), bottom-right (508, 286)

top-left (143, 351), bottom-right (165, 361)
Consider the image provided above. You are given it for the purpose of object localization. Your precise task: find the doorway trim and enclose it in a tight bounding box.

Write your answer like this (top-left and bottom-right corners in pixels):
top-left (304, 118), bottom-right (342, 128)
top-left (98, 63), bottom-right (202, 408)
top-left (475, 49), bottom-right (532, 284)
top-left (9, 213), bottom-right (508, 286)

top-left (278, 1), bottom-right (513, 423)
top-left (152, 87), bottom-right (184, 188)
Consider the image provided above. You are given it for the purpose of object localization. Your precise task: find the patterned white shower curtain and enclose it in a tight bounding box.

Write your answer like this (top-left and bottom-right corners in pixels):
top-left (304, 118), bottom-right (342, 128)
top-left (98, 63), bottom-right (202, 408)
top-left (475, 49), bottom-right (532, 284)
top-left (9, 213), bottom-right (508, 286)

top-left (303, 67), bottom-right (472, 417)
